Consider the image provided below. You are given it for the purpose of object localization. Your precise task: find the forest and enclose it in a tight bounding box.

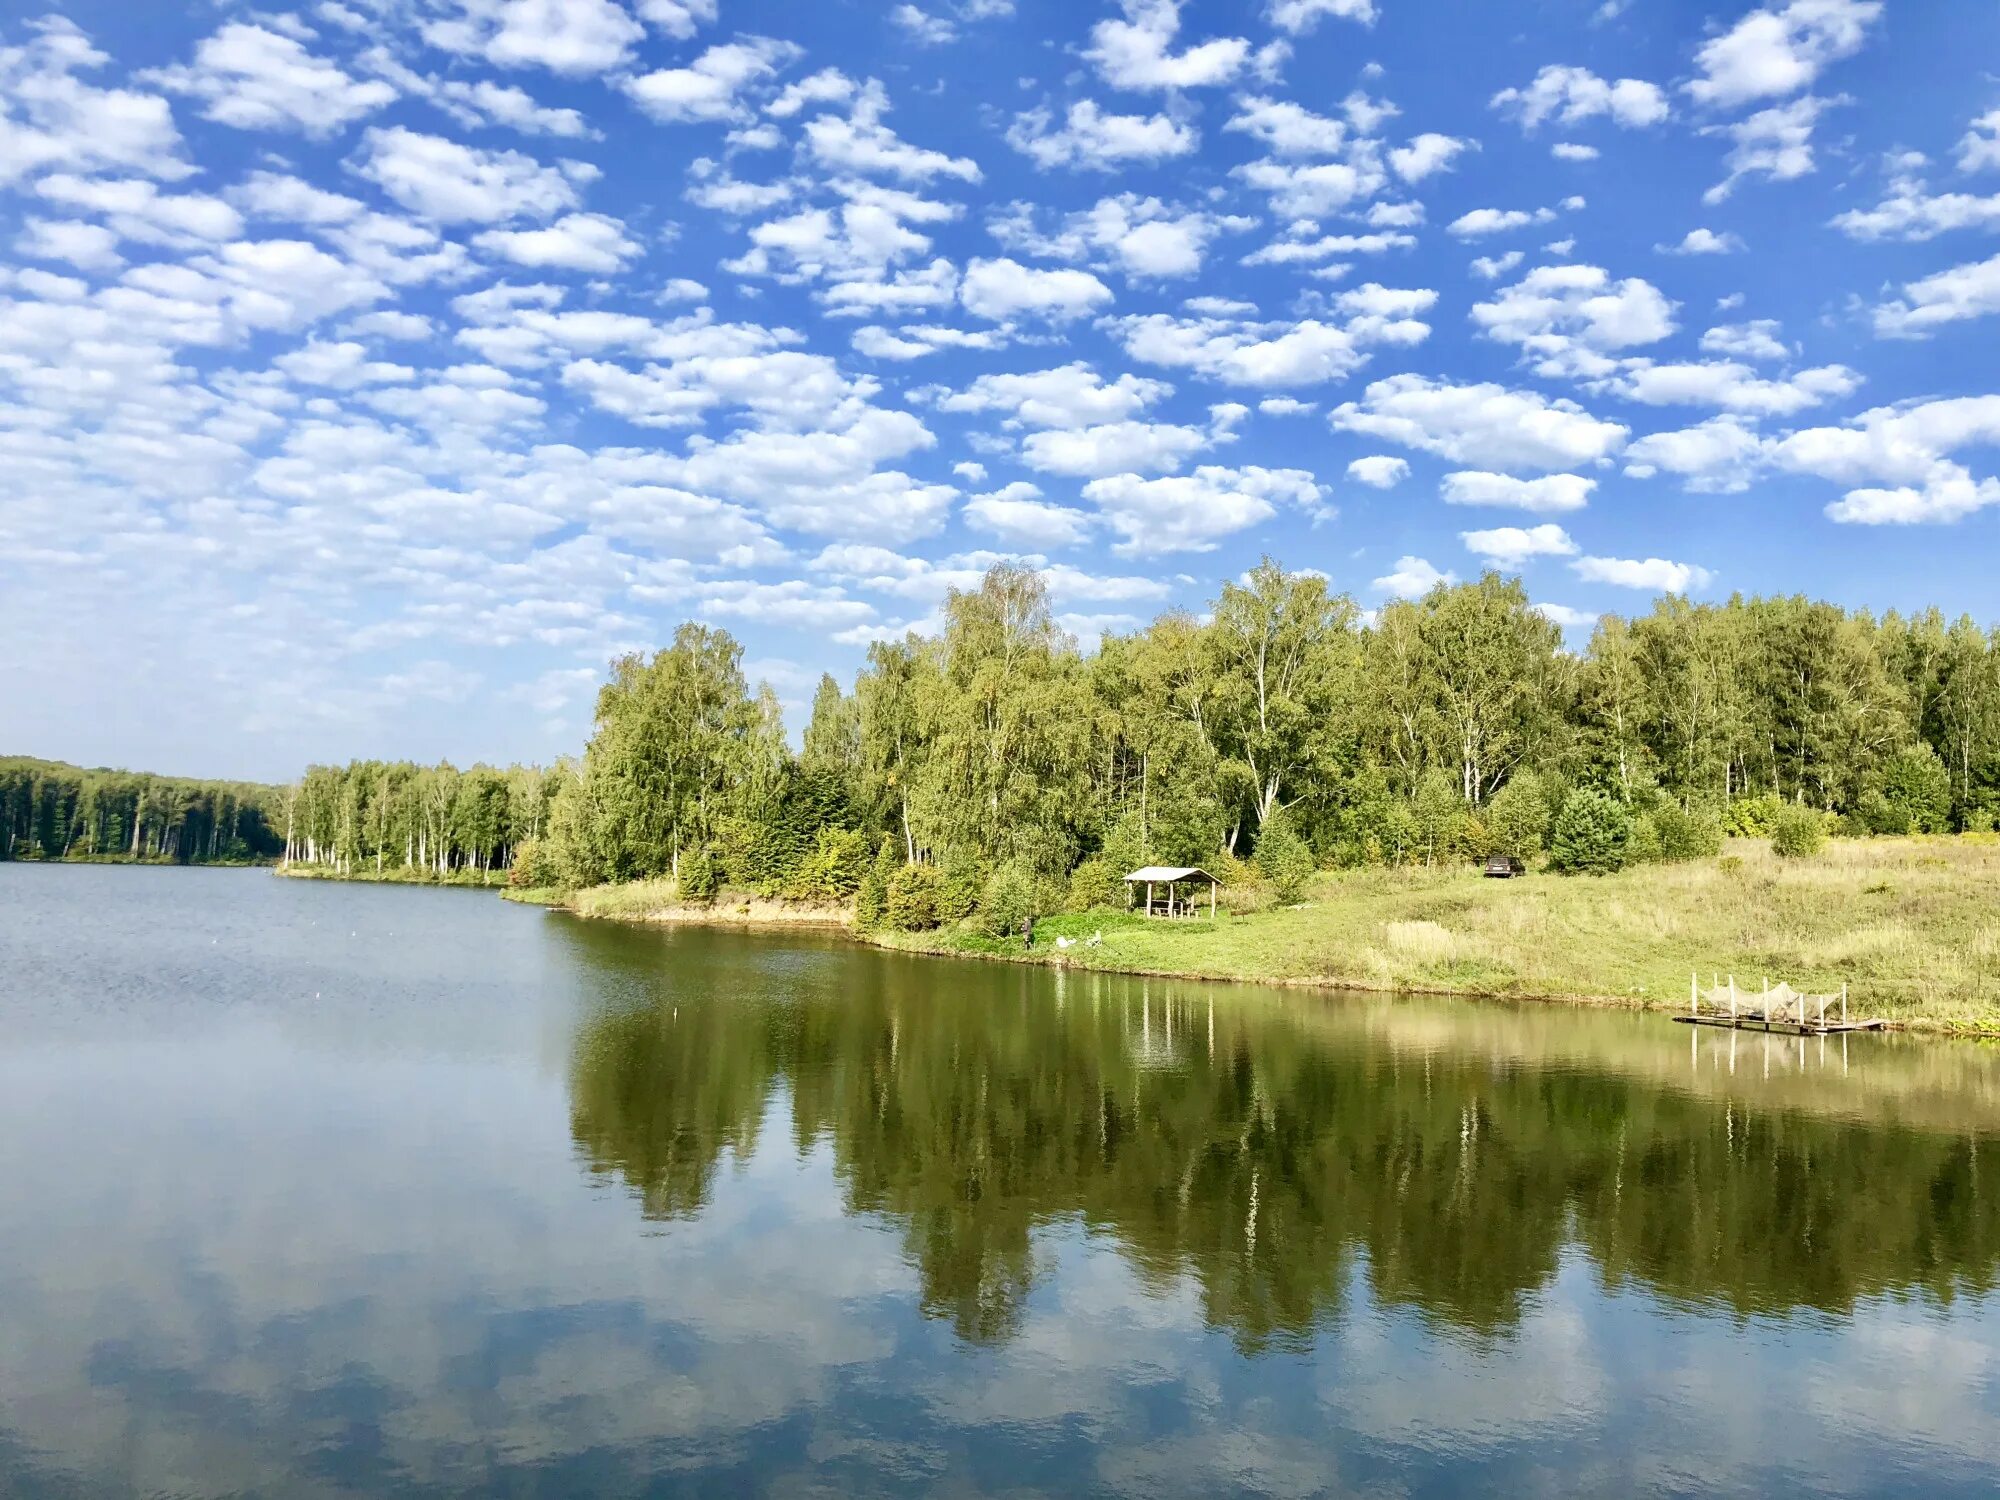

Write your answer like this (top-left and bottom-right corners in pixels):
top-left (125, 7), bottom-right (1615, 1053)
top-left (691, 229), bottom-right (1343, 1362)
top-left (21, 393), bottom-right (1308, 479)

top-left (278, 762), bottom-right (560, 880)
top-left (282, 560), bottom-right (2000, 922)
top-left (0, 757), bottom-right (285, 865)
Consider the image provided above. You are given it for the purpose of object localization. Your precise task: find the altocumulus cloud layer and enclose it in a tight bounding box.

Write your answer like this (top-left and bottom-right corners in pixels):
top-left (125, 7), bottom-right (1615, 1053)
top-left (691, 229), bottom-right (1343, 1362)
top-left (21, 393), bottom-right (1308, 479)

top-left (3, 0), bottom-right (1998, 777)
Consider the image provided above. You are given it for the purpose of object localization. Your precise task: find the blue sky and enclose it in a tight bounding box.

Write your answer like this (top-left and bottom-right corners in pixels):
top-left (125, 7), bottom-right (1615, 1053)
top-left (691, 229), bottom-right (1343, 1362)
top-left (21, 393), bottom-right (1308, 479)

top-left (4, 0), bottom-right (1999, 781)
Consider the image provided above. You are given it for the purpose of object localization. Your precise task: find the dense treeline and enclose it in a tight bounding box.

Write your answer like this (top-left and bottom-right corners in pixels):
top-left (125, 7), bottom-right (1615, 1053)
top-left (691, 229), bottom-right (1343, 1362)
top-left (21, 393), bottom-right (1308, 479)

top-left (0, 757), bottom-right (284, 865)
top-left (533, 561), bottom-right (2000, 920)
top-left (281, 760), bottom-right (560, 879)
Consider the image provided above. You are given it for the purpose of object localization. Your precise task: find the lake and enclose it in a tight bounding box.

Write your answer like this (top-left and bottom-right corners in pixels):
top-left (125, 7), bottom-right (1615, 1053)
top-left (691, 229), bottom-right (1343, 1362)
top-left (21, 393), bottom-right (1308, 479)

top-left (2, 864), bottom-right (1998, 1496)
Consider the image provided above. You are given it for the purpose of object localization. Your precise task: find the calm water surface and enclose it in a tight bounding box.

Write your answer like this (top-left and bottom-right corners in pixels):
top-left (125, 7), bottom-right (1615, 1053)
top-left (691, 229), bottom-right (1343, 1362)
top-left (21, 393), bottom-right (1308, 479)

top-left (3, 864), bottom-right (1999, 1497)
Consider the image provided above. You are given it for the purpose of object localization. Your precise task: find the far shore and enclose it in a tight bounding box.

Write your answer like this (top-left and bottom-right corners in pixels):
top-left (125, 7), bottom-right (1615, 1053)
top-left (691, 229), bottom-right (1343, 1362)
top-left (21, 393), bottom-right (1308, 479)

top-left (501, 836), bottom-right (2000, 1038)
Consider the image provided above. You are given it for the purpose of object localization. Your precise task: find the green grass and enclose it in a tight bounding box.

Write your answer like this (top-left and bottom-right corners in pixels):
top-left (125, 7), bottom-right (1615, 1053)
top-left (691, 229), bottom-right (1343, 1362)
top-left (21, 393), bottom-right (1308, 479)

top-left (875, 836), bottom-right (2000, 1034)
top-left (274, 862), bottom-right (506, 888)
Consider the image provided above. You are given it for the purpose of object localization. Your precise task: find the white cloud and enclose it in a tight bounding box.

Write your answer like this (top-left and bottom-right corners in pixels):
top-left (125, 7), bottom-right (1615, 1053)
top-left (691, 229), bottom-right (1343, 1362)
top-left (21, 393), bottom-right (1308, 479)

top-left (636, 0), bottom-right (718, 37)
top-left (1622, 414), bottom-right (1768, 492)
top-left (33, 174), bottom-right (243, 246)
top-left (1440, 471), bottom-right (1597, 512)
top-left (959, 258), bottom-right (1114, 321)
top-left (0, 16), bottom-right (190, 188)
top-left (1447, 206), bottom-right (1555, 238)
top-left (1873, 250), bottom-right (2000, 338)
top-left (1705, 94), bottom-right (1837, 202)
top-left (805, 82), bottom-right (981, 182)
top-left (938, 362), bottom-right (1169, 428)
top-left (1592, 358), bottom-right (1859, 416)
top-left (1471, 264), bottom-right (1677, 375)
top-left (1084, 464), bottom-right (1324, 554)
top-left (1829, 170), bottom-right (2000, 241)
top-left (1535, 602), bottom-right (1599, 628)
top-left (424, 0), bottom-right (645, 75)
top-left (1019, 419), bottom-right (1212, 477)
top-left (991, 195), bottom-right (1249, 279)
top-left (432, 79), bottom-right (595, 138)
top-left (150, 22), bottom-right (394, 135)
top-left (1470, 250), bottom-right (1524, 280)
top-left (1959, 110), bottom-right (2000, 174)
top-left (1235, 158), bottom-right (1388, 218)
top-left (1491, 65), bottom-right (1669, 130)
top-left (274, 338), bottom-right (415, 390)
top-left (963, 482), bottom-right (1095, 547)
top-left (1686, 0), bottom-right (1880, 109)
top-left (624, 38), bottom-right (798, 123)
top-left (1551, 142), bottom-right (1599, 161)
top-left (1006, 100), bottom-right (1197, 170)
top-left (1460, 523), bottom-right (1578, 563)
top-left (1658, 227), bottom-right (1744, 254)
top-left (1346, 455), bottom-right (1408, 488)
top-left (892, 5), bottom-right (958, 45)
top-left (1333, 376), bottom-right (1627, 471)
top-left (1373, 554), bottom-right (1454, 597)
top-left (352, 127), bottom-right (578, 222)
top-left (1224, 96), bottom-right (1346, 155)
top-left (14, 217), bottom-right (123, 272)
top-left (1086, 0), bottom-right (1249, 91)
top-left (1387, 133), bottom-right (1470, 182)
top-left (1700, 319), bottom-right (1787, 360)
top-left (1769, 395), bottom-right (2000, 524)
top-left (1112, 314), bottom-right (1350, 387)
top-left (1266, 0), bottom-right (1376, 32)
top-left (1572, 555), bottom-right (1713, 592)
top-left (474, 213), bottom-right (640, 272)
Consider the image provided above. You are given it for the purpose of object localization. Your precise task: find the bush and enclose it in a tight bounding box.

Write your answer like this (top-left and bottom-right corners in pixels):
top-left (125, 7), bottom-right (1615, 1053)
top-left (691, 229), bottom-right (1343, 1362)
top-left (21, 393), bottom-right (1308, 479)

top-left (1722, 794), bottom-right (1780, 839)
top-left (1066, 855), bottom-right (1120, 912)
top-left (937, 845), bottom-right (986, 925)
top-left (855, 837), bottom-right (898, 927)
top-left (1548, 789), bottom-right (1631, 875)
top-left (506, 837), bottom-right (559, 888)
top-left (787, 826), bottom-right (869, 903)
top-left (1254, 808), bottom-right (1316, 903)
top-left (1878, 743), bottom-right (1951, 835)
top-left (679, 844), bottom-right (719, 903)
top-left (885, 860), bottom-right (944, 930)
top-left (1770, 802), bottom-right (1826, 859)
top-left (1486, 771), bottom-right (1552, 860)
top-left (1626, 812), bottom-right (1663, 865)
top-left (1653, 802), bottom-right (1724, 862)
top-left (982, 862), bottom-right (1038, 937)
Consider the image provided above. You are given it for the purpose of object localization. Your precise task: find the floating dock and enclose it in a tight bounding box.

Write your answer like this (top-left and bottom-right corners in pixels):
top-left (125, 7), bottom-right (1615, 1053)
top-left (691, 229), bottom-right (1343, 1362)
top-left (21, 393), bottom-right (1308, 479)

top-left (1673, 1013), bottom-right (1886, 1035)
top-left (1675, 974), bottom-right (1886, 1036)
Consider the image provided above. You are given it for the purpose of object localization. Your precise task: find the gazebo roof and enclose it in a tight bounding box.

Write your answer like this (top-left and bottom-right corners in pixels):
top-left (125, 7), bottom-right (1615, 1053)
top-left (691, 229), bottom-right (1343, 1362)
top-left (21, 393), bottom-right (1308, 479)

top-left (1123, 866), bottom-right (1218, 884)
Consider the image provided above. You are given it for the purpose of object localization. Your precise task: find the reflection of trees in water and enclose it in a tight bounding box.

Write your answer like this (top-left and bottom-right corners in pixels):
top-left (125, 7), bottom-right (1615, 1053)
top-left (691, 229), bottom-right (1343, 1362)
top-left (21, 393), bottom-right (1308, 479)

top-left (564, 933), bottom-right (2000, 1348)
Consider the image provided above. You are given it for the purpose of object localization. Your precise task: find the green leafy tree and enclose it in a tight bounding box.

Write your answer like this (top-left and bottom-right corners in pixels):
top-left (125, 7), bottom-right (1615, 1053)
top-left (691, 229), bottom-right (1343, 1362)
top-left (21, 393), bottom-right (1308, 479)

top-left (982, 862), bottom-right (1038, 937)
top-left (1254, 807), bottom-right (1315, 903)
top-left (886, 862), bottom-right (944, 931)
top-left (1549, 789), bottom-right (1631, 875)
top-left (1485, 771), bottom-right (1552, 860)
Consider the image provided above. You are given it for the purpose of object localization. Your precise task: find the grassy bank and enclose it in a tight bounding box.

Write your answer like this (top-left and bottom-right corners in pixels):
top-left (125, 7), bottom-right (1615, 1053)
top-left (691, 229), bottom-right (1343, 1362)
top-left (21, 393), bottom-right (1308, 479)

top-left (504, 878), bottom-right (850, 927)
top-left (507, 837), bottom-right (2000, 1035)
top-left (274, 862), bottom-right (506, 888)
top-left (878, 837), bottom-right (2000, 1035)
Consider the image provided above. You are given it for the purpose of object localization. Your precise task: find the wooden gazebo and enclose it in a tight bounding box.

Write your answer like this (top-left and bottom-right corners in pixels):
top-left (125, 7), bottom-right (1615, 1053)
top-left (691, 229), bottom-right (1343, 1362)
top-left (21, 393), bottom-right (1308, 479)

top-left (1124, 866), bottom-right (1219, 920)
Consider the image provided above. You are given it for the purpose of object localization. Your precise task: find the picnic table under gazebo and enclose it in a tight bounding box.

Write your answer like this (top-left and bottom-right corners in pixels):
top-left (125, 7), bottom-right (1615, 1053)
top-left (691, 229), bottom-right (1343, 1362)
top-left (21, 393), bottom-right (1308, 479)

top-left (1124, 866), bottom-right (1219, 920)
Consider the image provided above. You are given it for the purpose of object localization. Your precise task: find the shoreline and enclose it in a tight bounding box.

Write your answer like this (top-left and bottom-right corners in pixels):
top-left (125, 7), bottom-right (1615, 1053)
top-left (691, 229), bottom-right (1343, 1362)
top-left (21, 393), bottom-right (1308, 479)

top-left (501, 871), bottom-right (2000, 1040)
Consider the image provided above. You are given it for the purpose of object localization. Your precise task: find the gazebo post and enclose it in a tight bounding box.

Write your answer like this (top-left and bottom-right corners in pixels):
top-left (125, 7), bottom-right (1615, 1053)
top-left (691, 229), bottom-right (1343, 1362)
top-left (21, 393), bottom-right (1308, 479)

top-left (1209, 879), bottom-right (1215, 920)
top-left (1146, 880), bottom-right (1154, 917)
